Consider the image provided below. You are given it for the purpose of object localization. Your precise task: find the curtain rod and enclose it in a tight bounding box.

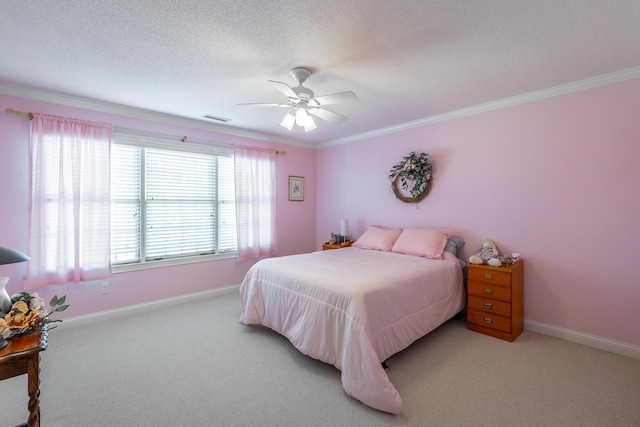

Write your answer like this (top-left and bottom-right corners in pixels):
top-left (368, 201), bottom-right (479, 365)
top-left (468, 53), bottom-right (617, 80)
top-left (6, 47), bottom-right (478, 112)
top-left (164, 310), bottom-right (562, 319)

top-left (5, 107), bottom-right (33, 120)
top-left (4, 108), bottom-right (286, 155)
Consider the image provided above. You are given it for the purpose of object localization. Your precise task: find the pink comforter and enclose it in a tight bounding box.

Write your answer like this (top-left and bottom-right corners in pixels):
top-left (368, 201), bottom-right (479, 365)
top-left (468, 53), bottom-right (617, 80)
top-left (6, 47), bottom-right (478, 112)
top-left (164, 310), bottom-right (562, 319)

top-left (239, 247), bottom-right (465, 414)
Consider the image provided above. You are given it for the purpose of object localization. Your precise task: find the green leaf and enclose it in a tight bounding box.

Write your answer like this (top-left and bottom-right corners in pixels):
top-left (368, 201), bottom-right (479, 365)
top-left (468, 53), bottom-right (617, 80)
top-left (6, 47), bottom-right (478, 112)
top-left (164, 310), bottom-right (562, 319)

top-left (54, 304), bottom-right (70, 312)
top-left (56, 295), bottom-right (67, 306)
top-left (50, 295), bottom-right (59, 306)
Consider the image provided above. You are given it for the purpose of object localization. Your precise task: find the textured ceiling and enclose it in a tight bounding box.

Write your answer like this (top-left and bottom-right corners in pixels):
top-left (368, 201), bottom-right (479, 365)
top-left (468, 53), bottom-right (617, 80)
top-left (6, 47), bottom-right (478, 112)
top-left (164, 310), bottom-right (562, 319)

top-left (1, 1), bottom-right (640, 145)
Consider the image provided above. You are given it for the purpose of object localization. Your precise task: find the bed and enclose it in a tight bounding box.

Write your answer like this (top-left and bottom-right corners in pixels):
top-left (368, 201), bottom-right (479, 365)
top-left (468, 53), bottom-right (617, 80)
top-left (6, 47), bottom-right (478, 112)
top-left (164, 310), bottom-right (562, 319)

top-left (239, 228), bottom-right (465, 414)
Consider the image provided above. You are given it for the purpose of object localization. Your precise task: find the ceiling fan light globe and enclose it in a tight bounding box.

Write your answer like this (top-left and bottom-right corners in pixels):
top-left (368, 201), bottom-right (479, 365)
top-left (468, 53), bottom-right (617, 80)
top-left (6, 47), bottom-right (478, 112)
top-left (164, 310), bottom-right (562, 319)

top-left (303, 116), bottom-right (317, 132)
top-left (295, 107), bottom-right (309, 126)
top-left (279, 110), bottom-right (295, 131)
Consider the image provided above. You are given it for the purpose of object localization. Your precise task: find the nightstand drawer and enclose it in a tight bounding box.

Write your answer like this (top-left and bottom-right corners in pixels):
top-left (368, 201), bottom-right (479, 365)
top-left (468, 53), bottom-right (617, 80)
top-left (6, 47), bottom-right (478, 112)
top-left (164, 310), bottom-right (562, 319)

top-left (468, 295), bottom-right (511, 317)
top-left (467, 309), bottom-right (512, 333)
top-left (468, 281), bottom-right (512, 302)
top-left (468, 268), bottom-right (511, 286)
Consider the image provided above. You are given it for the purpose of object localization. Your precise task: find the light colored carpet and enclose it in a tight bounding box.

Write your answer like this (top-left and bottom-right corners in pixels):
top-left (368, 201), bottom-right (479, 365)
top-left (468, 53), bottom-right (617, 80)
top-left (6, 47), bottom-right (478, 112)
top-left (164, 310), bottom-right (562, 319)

top-left (2, 292), bottom-right (639, 426)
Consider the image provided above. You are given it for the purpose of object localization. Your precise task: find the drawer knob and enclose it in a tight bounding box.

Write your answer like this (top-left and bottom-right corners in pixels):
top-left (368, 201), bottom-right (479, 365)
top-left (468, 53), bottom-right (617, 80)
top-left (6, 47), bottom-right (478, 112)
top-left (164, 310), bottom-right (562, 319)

top-left (484, 288), bottom-right (493, 294)
top-left (484, 273), bottom-right (493, 280)
top-left (484, 302), bottom-right (493, 309)
top-left (484, 317), bottom-right (493, 324)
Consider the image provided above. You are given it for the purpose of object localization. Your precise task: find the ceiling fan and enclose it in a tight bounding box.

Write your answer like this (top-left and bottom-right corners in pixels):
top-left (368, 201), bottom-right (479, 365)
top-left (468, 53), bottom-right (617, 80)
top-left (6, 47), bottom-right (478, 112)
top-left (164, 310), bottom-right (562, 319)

top-left (239, 67), bottom-right (358, 132)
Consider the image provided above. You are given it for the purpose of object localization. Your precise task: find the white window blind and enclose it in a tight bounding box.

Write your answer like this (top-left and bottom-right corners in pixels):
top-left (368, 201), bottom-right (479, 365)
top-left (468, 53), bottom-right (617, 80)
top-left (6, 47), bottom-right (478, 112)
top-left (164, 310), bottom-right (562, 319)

top-left (111, 137), bottom-right (236, 266)
top-left (217, 156), bottom-right (237, 252)
top-left (111, 144), bottom-right (142, 264)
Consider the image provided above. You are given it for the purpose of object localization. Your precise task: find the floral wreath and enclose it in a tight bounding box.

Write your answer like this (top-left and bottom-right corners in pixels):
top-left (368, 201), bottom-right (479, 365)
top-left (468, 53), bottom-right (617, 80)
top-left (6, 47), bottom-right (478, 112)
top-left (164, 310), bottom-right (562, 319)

top-left (388, 151), bottom-right (433, 203)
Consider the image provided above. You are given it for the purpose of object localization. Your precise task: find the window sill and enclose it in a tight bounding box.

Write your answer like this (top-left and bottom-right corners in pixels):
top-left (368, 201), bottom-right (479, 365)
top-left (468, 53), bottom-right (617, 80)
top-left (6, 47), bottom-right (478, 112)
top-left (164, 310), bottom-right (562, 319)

top-left (112, 252), bottom-right (237, 273)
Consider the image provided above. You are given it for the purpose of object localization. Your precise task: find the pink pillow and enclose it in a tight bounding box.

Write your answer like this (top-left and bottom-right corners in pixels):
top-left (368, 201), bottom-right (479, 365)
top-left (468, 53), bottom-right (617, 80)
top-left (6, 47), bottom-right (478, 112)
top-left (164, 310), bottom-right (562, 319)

top-left (353, 226), bottom-right (402, 252)
top-left (391, 228), bottom-right (452, 259)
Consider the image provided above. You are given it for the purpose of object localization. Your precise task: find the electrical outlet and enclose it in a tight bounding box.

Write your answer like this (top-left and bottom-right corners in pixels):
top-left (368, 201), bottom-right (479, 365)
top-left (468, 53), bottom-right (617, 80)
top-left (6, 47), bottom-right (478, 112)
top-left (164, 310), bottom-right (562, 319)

top-left (100, 281), bottom-right (109, 294)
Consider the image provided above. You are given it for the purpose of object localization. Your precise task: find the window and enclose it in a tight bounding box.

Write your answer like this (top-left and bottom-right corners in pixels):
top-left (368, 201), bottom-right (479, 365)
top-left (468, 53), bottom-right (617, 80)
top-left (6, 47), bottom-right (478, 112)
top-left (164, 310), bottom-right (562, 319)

top-left (111, 135), bottom-right (236, 268)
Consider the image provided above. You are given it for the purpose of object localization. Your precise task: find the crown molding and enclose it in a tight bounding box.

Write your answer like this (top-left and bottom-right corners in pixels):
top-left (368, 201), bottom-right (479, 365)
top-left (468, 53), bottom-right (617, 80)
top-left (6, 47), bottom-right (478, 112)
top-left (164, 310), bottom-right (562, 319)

top-left (0, 83), bottom-right (315, 149)
top-left (4, 65), bottom-right (639, 151)
top-left (317, 66), bottom-right (640, 149)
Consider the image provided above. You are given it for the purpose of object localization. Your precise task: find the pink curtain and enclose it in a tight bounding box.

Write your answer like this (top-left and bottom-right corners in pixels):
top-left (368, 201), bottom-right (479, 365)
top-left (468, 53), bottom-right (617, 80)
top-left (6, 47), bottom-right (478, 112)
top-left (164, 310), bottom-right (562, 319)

top-left (26, 113), bottom-right (112, 288)
top-left (234, 146), bottom-right (278, 261)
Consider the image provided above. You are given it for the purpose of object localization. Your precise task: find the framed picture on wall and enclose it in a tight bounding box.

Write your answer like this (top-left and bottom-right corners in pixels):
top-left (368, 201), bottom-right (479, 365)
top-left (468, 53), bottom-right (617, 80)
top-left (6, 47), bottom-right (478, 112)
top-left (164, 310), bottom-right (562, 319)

top-left (288, 176), bottom-right (304, 201)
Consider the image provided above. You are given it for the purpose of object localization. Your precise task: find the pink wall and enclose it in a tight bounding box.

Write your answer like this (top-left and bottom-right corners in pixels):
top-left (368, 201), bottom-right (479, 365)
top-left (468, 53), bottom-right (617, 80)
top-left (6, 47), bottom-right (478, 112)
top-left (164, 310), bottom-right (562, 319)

top-left (0, 94), bottom-right (316, 318)
top-left (316, 78), bottom-right (640, 347)
top-left (3, 78), bottom-right (638, 348)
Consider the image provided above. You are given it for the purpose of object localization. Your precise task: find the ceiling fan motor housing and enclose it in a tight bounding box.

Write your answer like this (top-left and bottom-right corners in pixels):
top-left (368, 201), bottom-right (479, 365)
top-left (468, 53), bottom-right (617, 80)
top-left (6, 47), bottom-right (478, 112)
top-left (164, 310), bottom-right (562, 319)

top-left (289, 68), bottom-right (315, 101)
top-left (293, 86), bottom-right (314, 101)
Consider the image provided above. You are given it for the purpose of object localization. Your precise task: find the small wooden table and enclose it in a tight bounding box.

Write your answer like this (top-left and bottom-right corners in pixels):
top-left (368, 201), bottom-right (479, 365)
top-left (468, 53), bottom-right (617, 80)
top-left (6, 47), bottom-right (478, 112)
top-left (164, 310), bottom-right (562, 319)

top-left (322, 240), bottom-right (354, 250)
top-left (0, 327), bottom-right (48, 427)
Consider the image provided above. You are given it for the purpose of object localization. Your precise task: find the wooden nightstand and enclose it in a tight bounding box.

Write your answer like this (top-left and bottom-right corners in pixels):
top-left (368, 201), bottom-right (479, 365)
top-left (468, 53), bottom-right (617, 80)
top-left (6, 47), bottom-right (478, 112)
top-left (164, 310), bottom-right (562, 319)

top-left (466, 259), bottom-right (523, 342)
top-left (322, 240), bottom-right (354, 250)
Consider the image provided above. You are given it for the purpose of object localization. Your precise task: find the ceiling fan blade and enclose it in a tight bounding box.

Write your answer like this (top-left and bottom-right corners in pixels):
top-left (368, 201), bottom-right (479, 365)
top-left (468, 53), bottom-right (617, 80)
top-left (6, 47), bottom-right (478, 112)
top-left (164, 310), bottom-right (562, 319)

top-left (308, 107), bottom-right (348, 125)
top-left (238, 102), bottom-right (290, 107)
top-left (268, 80), bottom-right (300, 100)
top-left (313, 91), bottom-right (359, 106)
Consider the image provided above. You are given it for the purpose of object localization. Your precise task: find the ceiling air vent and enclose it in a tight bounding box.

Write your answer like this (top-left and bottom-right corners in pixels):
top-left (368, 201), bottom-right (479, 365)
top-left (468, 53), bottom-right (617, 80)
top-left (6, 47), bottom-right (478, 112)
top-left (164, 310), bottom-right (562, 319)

top-left (203, 114), bottom-right (231, 123)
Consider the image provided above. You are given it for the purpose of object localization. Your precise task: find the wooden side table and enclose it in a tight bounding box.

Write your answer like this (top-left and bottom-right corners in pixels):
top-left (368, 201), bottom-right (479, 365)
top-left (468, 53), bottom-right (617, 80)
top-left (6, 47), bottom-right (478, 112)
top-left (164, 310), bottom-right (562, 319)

top-left (322, 240), bottom-right (354, 250)
top-left (466, 260), bottom-right (524, 342)
top-left (0, 327), bottom-right (48, 427)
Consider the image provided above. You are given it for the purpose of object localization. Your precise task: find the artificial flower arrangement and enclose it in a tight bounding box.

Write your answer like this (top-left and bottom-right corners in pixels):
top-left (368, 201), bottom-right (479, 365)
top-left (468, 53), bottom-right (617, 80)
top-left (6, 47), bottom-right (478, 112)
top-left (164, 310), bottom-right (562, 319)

top-left (0, 292), bottom-right (69, 339)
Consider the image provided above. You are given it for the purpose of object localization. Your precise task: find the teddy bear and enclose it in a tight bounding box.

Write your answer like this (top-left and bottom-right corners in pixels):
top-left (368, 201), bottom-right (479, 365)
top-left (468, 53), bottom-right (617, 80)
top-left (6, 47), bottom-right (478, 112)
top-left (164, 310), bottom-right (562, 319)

top-left (468, 238), bottom-right (502, 266)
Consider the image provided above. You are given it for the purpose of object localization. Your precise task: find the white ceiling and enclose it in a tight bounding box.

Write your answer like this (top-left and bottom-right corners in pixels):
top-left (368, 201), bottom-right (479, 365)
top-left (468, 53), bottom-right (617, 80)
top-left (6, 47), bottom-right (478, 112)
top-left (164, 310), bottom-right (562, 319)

top-left (1, 1), bottom-right (640, 145)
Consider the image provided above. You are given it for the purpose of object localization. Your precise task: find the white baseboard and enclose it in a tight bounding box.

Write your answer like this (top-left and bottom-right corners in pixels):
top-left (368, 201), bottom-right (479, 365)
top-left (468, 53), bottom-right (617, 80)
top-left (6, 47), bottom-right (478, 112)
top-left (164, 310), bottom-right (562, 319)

top-left (524, 319), bottom-right (640, 360)
top-left (55, 285), bottom-right (240, 331)
top-left (53, 289), bottom-right (639, 361)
